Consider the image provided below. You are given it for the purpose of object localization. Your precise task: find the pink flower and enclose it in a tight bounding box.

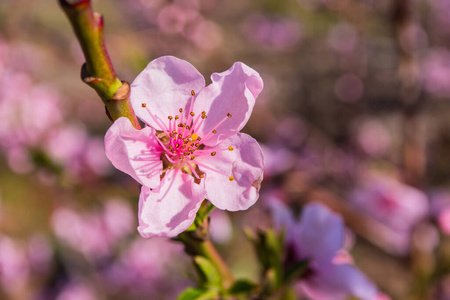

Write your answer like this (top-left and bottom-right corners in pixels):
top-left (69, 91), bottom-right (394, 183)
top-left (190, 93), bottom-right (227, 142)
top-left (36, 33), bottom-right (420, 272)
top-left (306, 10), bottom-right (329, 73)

top-left (105, 56), bottom-right (264, 238)
top-left (272, 201), bottom-right (378, 300)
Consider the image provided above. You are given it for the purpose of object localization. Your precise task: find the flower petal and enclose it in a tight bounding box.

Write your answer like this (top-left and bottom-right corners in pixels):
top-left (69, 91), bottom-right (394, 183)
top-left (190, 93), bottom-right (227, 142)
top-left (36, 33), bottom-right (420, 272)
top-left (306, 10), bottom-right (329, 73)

top-left (137, 169), bottom-right (206, 238)
top-left (195, 133), bottom-right (264, 211)
top-left (299, 263), bottom-right (378, 300)
top-left (295, 203), bottom-right (345, 262)
top-left (105, 117), bottom-right (163, 188)
top-left (130, 56), bottom-right (206, 130)
top-left (192, 62), bottom-right (263, 146)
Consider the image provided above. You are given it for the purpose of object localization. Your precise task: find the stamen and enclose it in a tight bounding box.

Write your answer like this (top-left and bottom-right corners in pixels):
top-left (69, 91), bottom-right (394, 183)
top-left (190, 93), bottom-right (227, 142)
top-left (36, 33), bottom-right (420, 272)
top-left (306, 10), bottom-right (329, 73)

top-left (200, 113), bottom-right (233, 143)
top-left (186, 161), bottom-right (201, 179)
top-left (142, 106), bottom-right (170, 132)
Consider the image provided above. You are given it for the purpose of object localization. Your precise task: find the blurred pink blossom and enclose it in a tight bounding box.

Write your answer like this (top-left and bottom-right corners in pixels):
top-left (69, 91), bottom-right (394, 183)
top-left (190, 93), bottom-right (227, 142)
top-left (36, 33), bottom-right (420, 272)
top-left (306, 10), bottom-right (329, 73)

top-left (104, 237), bottom-right (188, 297)
top-left (242, 14), bottom-right (302, 51)
top-left (0, 235), bottom-right (30, 296)
top-left (350, 176), bottom-right (429, 253)
top-left (271, 201), bottom-right (378, 300)
top-left (56, 281), bottom-right (97, 300)
top-left (0, 73), bottom-right (63, 149)
top-left (328, 23), bottom-right (358, 54)
top-left (184, 18), bottom-right (223, 51)
top-left (45, 125), bottom-right (111, 176)
top-left (355, 119), bottom-right (392, 156)
top-left (209, 209), bottom-right (233, 244)
top-left (334, 73), bottom-right (364, 103)
top-left (105, 56), bottom-right (264, 238)
top-left (51, 200), bottom-right (134, 260)
top-left (421, 48), bottom-right (450, 98)
top-left (156, 4), bottom-right (198, 34)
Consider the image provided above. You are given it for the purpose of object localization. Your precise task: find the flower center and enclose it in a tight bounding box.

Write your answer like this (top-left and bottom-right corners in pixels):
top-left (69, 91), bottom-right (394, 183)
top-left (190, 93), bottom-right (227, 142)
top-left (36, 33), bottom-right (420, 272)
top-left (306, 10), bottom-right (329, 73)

top-left (140, 90), bottom-right (235, 181)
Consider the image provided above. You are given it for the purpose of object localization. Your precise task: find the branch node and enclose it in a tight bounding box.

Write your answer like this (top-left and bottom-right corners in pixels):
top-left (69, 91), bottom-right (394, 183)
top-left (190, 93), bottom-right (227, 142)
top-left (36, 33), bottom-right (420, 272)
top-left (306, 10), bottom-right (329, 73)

top-left (80, 63), bottom-right (103, 84)
top-left (112, 81), bottom-right (130, 101)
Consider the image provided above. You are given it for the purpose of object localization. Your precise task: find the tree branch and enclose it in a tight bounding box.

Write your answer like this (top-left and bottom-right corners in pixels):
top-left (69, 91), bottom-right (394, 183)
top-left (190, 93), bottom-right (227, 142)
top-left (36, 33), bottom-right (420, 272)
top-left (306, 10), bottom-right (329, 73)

top-left (59, 0), bottom-right (141, 129)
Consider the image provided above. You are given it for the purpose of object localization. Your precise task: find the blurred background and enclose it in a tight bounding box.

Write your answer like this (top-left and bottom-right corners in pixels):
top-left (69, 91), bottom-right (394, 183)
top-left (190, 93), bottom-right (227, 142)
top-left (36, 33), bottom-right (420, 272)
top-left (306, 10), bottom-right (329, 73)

top-left (0, 0), bottom-right (450, 299)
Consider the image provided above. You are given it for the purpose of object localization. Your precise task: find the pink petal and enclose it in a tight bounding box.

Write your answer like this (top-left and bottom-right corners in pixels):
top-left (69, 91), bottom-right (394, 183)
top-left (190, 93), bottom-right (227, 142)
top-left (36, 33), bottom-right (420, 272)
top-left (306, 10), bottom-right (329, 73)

top-left (105, 117), bottom-right (163, 188)
top-left (192, 62), bottom-right (263, 146)
top-left (130, 56), bottom-right (206, 130)
top-left (299, 263), bottom-right (377, 300)
top-left (137, 169), bottom-right (206, 238)
top-left (196, 133), bottom-right (264, 211)
top-left (295, 203), bottom-right (345, 262)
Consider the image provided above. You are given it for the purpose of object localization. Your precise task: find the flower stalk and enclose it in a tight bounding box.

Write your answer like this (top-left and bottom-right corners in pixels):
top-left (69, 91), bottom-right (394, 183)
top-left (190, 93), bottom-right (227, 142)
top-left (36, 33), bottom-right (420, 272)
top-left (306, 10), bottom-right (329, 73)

top-left (59, 0), bottom-right (141, 129)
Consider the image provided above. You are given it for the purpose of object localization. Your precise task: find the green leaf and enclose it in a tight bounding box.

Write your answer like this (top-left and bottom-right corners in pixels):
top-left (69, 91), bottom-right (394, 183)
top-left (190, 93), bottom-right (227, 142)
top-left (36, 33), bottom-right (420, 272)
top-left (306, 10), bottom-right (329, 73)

top-left (176, 288), bottom-right (219, 300)
top-left (177, 288), bottom-right (206, 300)
top-left (194, 256), bottom-right (221, 287)
top-left (228, 279), bottom-right (258, 295)
top-left (284, 259), bottom-right (309, 283)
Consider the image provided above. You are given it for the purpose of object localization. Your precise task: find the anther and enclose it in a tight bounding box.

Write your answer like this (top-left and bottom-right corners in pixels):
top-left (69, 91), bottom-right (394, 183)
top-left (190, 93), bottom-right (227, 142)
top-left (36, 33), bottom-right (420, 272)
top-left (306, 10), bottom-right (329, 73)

top-left (229, 176), bottom-right (235, 181)
top-left (176, 144), bottom-right (180, 148)
top-left (179, 108), bottom-right (183, 113)
top-left (178, 134), bottom-right (183, 139)
top-left (168, 116), bottom-right (173, 120)
top-left (191, 156), bottom-right (195, 160)
top-left (227, 113), bottom-right (232, 118)
top-left (212, 130), bottom-right (217, 134)
top-left (191, 134), bottom-right (198, 140)
top-left (191, 90), bottom-right (195, 96)
top-left (190, 112), bottom-right (195, 116)
top-left (141, 103), bottom-right (147, 107)
top-left (228, 146), bottom-right (234, 151)
top-left (211, 152), bottom-right (217, 156)
top-left (175, 115), bottom-right (179, 120)
top-left (200, 174), bottom-right (205, 178)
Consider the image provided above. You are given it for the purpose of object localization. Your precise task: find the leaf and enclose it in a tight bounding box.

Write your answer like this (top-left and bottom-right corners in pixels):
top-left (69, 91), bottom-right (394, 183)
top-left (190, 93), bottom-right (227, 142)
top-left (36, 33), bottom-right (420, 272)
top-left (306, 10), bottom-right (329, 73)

top-left (177, 288), bottom-right (219, 300)
top-left (228, 279), bottom-right (258, 295)
top-left (177, 288), bottom-right (206, 300)
top-left (194, 256), bottom-right (221, 287)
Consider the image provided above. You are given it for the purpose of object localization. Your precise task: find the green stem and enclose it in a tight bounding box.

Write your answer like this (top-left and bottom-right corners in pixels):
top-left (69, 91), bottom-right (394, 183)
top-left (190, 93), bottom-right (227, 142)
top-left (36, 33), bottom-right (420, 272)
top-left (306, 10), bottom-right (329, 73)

top-left (59, 0), bottom-right (141, 129)
top-left (178, 231), bottom-right (235, 289)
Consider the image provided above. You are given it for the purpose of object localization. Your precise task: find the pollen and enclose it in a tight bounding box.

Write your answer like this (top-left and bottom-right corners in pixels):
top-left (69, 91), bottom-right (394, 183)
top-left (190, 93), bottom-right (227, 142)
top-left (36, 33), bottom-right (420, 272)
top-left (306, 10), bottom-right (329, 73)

top-left (211, 151), bottom-right (217, 156)
top-left (229, 176), bottom-right (235, 181)
top-left (228, 146), bottom-right (234, 151)
top-left (141, 103), bottom-right (147, 107)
